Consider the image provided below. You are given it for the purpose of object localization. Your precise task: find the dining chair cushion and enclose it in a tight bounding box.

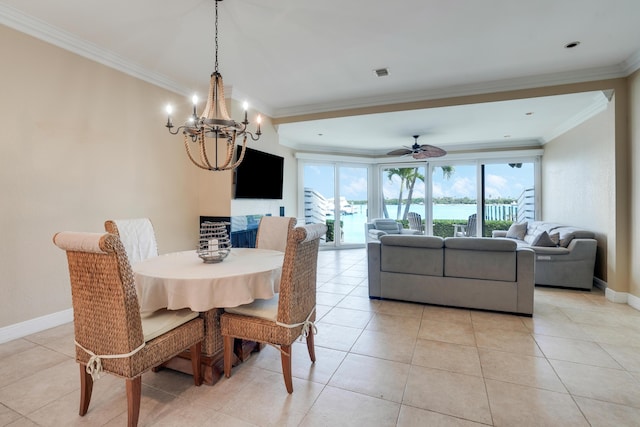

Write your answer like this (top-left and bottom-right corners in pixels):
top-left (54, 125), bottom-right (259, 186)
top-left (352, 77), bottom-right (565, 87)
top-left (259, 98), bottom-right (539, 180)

top-left (141, 308), bottom-right (200, 342)
top-left (224, 295), bottom-right (279, 322)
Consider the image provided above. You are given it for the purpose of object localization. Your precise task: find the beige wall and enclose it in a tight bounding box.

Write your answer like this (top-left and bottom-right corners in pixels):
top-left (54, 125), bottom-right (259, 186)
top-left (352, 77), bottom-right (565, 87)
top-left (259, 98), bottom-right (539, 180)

top-left (541, 98), bottom-right (615, 282)
top-left (0, 24), bottom-right (298, 330)
top-left (0, 25), bottom-right (199, 327)
top-left (629, 69), bottom-right (640, 299)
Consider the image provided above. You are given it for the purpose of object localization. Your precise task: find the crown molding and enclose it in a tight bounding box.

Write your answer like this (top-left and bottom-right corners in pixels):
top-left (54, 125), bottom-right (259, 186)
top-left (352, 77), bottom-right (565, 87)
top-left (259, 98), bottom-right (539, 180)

top-left (622, 48), bottom-right (640, 76)
top-left (271, 64), bottom-right (628, 118)
top-left (0, 3), bottom-right (190, 96)
top-left (541, 91), bottom-right (610, 143)
top-left (2, 2), bottom-right (639, 120)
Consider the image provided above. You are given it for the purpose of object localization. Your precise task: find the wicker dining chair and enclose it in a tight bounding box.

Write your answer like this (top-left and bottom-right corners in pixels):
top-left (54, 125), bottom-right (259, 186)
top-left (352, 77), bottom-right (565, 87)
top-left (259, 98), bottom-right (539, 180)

top-left (104, 218), bottom-right (158, 265)
top-left (53, 231), bottom-right (204, 427)
top-left (255, 216), bottom-right (296, 252)
top-left (220, 223), bottom-right (327, 393)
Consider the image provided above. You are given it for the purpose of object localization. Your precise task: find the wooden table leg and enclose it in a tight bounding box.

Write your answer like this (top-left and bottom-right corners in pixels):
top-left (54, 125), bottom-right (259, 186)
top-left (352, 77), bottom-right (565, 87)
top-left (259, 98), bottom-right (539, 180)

top-left (154, 349), bottom-right (238, 385)
top-left (234, 339), bottom-right (266, 362)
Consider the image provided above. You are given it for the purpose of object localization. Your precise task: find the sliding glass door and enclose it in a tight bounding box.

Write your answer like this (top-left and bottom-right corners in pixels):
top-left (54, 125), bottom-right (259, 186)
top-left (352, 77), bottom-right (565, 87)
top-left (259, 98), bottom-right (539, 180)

top-left (430, 163), bottom-right (478, 237)
top-left (302, 162), bottom-right (369, 248)
top-left (482, 162), bottom-right (535, 236)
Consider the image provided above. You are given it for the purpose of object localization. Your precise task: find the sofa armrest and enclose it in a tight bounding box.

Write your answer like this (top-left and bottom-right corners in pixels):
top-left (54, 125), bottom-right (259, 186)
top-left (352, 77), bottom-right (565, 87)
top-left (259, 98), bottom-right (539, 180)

top-left (515, 247), bottom-right (535, 315)
top-left (368, 229), bottom-right (387, 240)
top-left (533, 238), bottom-right (597, 261)
top-left (400, 229), bottom-right (422, 235)
top-left (367, 241), bottom-right (382, 298)
top-left (492, 230), bottom-right (508, 238)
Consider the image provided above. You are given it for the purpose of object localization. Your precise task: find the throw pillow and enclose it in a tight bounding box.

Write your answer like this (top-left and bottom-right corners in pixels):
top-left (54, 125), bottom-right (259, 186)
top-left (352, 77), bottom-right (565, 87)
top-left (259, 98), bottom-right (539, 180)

top-left (549, 232), bottom-right (560, 246)
top-left (531, 231), bottom-right (557, 247)
top-left (505, 222), bottom-right (527, 240)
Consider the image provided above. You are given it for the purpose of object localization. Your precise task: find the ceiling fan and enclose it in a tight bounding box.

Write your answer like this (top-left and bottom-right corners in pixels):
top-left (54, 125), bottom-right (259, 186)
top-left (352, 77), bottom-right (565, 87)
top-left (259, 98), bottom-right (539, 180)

top-left (386, 135), bottom-right (447, 159)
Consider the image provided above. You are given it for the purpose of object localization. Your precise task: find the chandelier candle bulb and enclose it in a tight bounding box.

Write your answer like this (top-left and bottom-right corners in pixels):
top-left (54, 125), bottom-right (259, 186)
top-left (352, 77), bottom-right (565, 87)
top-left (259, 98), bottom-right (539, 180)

top-left (257, 115), bottom-right (262, 135)
top-left (165, 105), bottom-right (173, 128)
top-left (192, 95), bottom-right (198, 118)
top-left (243, 101), bottom-right (249, 123)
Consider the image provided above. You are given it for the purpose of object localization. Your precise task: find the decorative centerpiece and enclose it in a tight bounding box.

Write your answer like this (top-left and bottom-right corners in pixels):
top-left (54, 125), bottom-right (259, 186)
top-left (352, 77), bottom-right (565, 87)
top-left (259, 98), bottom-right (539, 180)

top-left (197, 221), bottom-right (231, 263)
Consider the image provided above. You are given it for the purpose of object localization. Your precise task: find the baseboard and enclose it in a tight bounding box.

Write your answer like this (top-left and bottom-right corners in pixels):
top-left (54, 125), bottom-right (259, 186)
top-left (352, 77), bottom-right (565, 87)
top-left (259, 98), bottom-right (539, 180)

top-left (593, 277), bottom-right (607, 291)
top-left (0, 309), bottom-right (73, 344)
top-left (628, 293), bottom-right (640, 311)
top-left (593, 278), bottom-right (640, 311)
top-left (605, 286), bottom-right (629, 304)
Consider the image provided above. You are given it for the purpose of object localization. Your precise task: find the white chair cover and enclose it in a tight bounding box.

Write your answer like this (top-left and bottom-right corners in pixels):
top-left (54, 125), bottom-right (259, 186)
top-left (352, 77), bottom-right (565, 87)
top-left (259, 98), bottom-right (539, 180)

top-left (112, 218), bottom-right (158, 265)
top-left (256, 216), bottom-right (296, 252)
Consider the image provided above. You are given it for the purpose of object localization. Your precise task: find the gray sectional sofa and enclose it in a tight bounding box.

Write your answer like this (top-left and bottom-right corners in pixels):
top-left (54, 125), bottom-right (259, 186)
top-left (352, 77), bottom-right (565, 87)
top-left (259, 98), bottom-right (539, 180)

top-left (367, 235), bottom-right (535, 315)
top-left (492, 221), bottom-right (597, 290)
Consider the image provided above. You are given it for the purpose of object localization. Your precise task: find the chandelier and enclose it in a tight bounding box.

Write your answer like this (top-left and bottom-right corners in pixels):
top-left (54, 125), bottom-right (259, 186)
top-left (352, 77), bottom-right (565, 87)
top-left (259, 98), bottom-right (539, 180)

top-left (165, 0), bottom-right (261, 171)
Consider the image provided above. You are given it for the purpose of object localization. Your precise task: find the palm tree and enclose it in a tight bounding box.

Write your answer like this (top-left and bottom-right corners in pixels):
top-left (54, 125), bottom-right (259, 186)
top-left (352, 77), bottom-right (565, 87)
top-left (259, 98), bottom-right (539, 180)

top-left (400, 168), bottom-right (423, 220)
top-left (387, 165), bottom-right (455, 220)
top-left (386, 168), bottom-right (407, 219)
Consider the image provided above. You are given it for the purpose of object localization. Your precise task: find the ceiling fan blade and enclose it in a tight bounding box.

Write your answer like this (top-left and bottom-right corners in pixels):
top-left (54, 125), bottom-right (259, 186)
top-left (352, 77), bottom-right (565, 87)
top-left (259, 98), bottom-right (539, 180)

top-left (412, 151), bottom-right (431, 159)
top-left (387, 148), bottom-right (412, 156)
top-left (418, 145), bottom-right (447, 157)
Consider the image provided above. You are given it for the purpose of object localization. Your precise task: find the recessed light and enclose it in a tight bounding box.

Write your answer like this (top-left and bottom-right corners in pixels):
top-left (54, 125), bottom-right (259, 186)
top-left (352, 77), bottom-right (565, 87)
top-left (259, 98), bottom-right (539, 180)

top-left (504, 135), bottom-right (511, 138)
top-left (373, 68), bottom-right (390, 77)
top-left (564, 41), bottom-right (580, 49)
top-left (525, 112), bottom-right (534, 116)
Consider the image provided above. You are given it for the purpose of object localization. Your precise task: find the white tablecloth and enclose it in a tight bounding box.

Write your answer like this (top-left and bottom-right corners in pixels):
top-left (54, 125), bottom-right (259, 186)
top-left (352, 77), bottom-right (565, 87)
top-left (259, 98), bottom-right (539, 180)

top-left (132, 248), bottom-right (284, 313)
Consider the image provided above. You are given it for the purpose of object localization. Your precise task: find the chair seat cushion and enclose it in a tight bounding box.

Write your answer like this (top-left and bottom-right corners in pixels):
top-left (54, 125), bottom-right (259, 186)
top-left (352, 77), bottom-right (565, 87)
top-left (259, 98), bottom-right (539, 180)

top-left (224, 295), bottom-right (279, 321)
top-left (141, 308), bottom-right (200, 342)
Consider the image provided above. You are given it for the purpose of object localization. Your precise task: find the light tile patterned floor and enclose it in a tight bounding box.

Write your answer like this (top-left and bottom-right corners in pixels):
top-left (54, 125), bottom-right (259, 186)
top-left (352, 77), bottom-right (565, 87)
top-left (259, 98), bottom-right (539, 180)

top-left (2, 248), bottom-right (640, 426)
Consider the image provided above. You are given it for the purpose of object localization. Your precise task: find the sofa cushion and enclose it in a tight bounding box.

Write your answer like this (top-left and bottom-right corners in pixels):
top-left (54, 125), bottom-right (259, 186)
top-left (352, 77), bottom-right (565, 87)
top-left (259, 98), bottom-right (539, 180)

top-left (444, 237), bottom-right (517, 251)
top-left (381, 236), bottom-right (443, 277)
top-left (505, 222), bottom-right (527, 240)
top-left (444, 238), bottom-right (516, 281)
top-left (445, 248), bottom-right (516, 282)
top-left (531, 231), bottom-right (557, 247)
top-left (380, 235), bottom-right (444, 248)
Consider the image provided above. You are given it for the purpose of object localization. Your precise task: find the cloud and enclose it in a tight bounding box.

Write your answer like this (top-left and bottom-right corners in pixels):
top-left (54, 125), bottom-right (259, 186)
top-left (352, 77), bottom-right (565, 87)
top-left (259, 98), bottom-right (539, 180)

top-left (486, 174), bottom-right (508, 190)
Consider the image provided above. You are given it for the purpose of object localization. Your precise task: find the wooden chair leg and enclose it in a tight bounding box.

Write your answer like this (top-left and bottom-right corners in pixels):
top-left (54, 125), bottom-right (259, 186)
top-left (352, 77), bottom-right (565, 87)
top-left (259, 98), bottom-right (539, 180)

top-left (223, 335), bottom-right (234, 378)
top-left (126, 377), bottom-right (142, 427)
top-left (190, 341), bottom-right (202, 386)
top-left (306, 329), bottom-right (316, 363)
top-left (79, 364), bottom-right (93, 416)
top-left (280, 344), bottom-right (293, 393)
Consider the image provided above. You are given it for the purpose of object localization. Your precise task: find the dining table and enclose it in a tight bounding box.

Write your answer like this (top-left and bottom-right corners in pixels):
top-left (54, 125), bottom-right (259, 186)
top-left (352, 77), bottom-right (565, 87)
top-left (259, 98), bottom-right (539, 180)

top-left (132, 247), bottom-right (285, 384)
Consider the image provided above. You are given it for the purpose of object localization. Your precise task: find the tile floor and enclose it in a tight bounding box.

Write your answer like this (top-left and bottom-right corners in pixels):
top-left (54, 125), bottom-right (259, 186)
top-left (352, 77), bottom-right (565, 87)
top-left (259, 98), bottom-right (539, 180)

top-left (2, 248), bottom-right (640, 426)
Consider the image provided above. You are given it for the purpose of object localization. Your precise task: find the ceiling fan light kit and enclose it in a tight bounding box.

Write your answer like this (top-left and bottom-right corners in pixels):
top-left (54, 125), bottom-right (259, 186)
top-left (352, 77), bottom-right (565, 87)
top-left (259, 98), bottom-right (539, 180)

top-left (386, 135), bottom-right (447, 159)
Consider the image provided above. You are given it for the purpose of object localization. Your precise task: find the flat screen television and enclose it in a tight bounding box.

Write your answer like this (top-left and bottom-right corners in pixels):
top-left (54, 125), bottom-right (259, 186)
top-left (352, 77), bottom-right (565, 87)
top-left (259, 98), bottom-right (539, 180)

top-left (233, 146), bottom-right (284, 199)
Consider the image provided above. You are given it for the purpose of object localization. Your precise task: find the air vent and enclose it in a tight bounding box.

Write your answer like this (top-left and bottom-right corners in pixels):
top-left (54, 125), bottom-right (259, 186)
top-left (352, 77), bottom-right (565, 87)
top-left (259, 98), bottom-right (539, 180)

top-left (374, 68), bottom-right (390, 77)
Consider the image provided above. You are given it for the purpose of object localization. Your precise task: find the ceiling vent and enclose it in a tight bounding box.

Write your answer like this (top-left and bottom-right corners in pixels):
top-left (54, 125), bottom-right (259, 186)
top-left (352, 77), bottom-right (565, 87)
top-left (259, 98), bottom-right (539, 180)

top-left (374, 68), bottom-right (390, 77)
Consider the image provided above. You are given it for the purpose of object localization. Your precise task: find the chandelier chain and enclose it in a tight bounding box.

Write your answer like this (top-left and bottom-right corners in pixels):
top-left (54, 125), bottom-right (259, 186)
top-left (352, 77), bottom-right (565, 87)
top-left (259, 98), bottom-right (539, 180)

top-left (214, 0), bottom-right (219, 73)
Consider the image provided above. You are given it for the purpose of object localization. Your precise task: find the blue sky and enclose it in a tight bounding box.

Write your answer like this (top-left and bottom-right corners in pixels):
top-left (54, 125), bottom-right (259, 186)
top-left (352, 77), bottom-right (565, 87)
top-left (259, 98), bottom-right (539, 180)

top-left (304, 162), bottom-right (534, 201)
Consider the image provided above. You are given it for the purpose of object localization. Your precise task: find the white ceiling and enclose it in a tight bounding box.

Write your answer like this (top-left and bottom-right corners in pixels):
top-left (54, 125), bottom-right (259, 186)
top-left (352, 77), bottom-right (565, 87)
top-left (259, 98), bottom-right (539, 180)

top-left (2, 0), bottom-right (639, 156)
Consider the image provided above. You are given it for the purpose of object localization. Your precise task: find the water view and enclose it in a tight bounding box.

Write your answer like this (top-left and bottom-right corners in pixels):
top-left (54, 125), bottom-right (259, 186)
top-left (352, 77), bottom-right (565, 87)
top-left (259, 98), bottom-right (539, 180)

top-left (332, 204), bottom-right (480, 244)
